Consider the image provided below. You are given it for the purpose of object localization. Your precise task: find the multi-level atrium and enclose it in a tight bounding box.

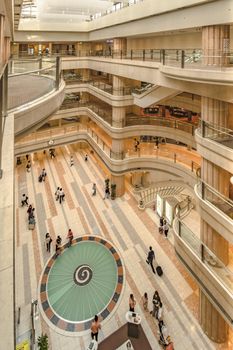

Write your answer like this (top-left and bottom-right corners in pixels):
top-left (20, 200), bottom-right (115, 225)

top-left (1, 0), bottom-right (233, 349)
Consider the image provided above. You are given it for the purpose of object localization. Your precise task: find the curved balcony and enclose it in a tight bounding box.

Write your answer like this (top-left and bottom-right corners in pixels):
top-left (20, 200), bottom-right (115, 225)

top-left (195, 181), bottom-right (233, 244)
top-left (15, 123), bottom-right (199, 186)
top-left (64, 79), bottom-right (134, 107)
top-left (57, 101), bottom-right (197, 147)
top-left (160, 49), bottom-right (233, 85)
top-left (60, 50), bottom-right (233, 102)
top-left (60, 48), bottom-right (233, 74)
top-left (8, 58), bottom-right (65, 138)
top-left (195, 122), bottom-right (233, 173)
top-left (173, 217), bottom-right (233, 327)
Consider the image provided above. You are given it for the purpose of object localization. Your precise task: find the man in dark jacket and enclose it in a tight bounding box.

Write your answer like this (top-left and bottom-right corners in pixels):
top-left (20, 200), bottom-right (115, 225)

top-left (146, 246), bottom-right (156, 274)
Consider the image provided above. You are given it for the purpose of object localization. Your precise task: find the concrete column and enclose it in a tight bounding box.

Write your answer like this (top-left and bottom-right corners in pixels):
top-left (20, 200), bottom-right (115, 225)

top-left (131, 172), bottom-right (142, 187)
top-left (82, 69), bottom-right (90, 82)
top-left (200, 95), bottom-right (230, 342)
top-left (0, 15), bottom-right (4, 65)
top-left (227, 103), bottom-right (233, 130)
top-left (111, 174), bottom-right (125, 196)
top-left (112, 107), bottom-right (125, 127)
top-left (199, 25), bottom-right (231, 342)
top-left (113, 38), bottom-right (127, 52)
top-left (111, 139), bottom-right (124, 159)
top-left (112, 76), bottom-right (125, 96)
top-left (142, 171), bottom-right (150, 187)
top-left (49, 43), bottom-right (53, 55)
top-left (11, 42), bottom-right (19, 58)
top-left (113, 38), bottom-right (127, 58)
top-left (202, 97), bottom-right (228, 127)
top-left (202, 25), bottom-right (230, 66)
top-left (200, 292), bottom-right (228, 343)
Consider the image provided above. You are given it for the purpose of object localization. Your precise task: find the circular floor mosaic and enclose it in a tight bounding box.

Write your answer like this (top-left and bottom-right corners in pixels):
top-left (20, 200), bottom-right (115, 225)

top-left (39, 236), bottom-right (124, 333)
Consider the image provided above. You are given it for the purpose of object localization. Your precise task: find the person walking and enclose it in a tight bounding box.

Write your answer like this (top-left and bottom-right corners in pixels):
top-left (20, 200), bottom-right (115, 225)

top-left (66, 229), bottom-right (74, 247)
top-left (146, 246), bottom-right (156, 274)
top-left (163, 220), bottom-right (169, 238)
top-left (85, 154), bottom-right (88, 161)
top-left (49, 149), bottom-right (56, 159)
top-left (91, 315), bottom-right (101, 342)
top-left (41, 168), bottom-right (47, 181)
top-left (103, 186), bottom-right (110, 199)
top-left (141, 292), bottom-right (148, 311)
top-left (26, 161), bottom-right (31, 172)
top-left (92, 183), bottom-right (97, 196)
top-left (155, 136), bottom-right (159, 149)
top-left (45, 233), bottom-right (53, 253)
top-left (55, 235), bottom-right (62, 257)
top-left (159, 216), bottom-right (164, 234)
top-left (27, 204), bottom-right (33, 217)
top-left (59, 188), bottom-right (65, 204)
top-left (150, 290), bottom-right (160, 317)
top-left (129, 294), bottom-right (136, 312)
top-left (55, 187), bottom-right (60, 201)
top-left (156, 301), bottom-right (163, 321)
top-left (70, 155), bottom-right (74, 167)
top-left (21, 194), bottom-right (28, 207)
top-left (28, 208), bottom-right (35, 221)
top-left (159, 216), bottom-right (164, 227)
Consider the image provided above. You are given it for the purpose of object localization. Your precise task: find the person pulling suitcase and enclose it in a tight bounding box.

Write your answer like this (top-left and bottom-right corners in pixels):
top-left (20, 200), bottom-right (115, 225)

top-left (146, 246), bottom-right (156, 274)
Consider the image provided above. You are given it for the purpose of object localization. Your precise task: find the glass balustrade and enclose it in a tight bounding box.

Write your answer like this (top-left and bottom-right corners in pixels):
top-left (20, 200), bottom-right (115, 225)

top-left (199, 121), bottom-right (233, 149)
top-left (64, 78), bottom-right (133, 96)
top-left (163, 49), bottom-right (233, 71)
top-left (14, 48), bottom-right (233, 73)
top-left (8, 57), bottom-right (61, 110)
top-left (59, 100), bottom-right (197, 134)
top-left (125, 115), bottom-right (196, 135)
top-left (8, 57), bottom-right (56, 75)
top-left (174, 218), bottom-right (233, 293)
top-left (196, 181), bottom-right (233, 220)
top-left (16, 123), bottom-right (200, 173)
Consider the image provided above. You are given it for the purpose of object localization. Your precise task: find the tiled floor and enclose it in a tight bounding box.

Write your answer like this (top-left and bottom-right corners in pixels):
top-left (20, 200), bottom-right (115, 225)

top-left (15, 145), bottom-right (232, 349)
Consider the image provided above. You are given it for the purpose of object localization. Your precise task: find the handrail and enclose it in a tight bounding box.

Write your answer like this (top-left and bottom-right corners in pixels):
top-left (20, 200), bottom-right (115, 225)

top-left (196, 180), bottom-right (233, 221)
top-left (126, 115), bottom-right (197, 135)
top-left (137, 184), bottom-right (187, 209)
top-left (199, 120), bottom-right (233, 148)
top-left (8, 64), bottom-right (56, 78)
top-left (8, 57), bottom-right (56, 76)
top-left (15, 123), bottom-right (199, 173)
top-left (174, 217), bottom-right (233, 295)
top-left (59, 100), bottom-right (197, 134)
top-left (7, 57), bottom-right (61, 110)
top-left (64, 78), bottom-right (133, 96)
top-left (14, 48), bottom-right (233, 72)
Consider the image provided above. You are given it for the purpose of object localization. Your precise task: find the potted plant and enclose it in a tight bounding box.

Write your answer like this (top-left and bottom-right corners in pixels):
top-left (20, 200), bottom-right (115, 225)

top-left (37, 333), bottom-right (48, 350)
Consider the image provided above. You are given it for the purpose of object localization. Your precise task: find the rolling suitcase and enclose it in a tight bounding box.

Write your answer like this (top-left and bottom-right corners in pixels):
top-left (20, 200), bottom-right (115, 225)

top-left (156, 265), bottom-right (163, 277)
